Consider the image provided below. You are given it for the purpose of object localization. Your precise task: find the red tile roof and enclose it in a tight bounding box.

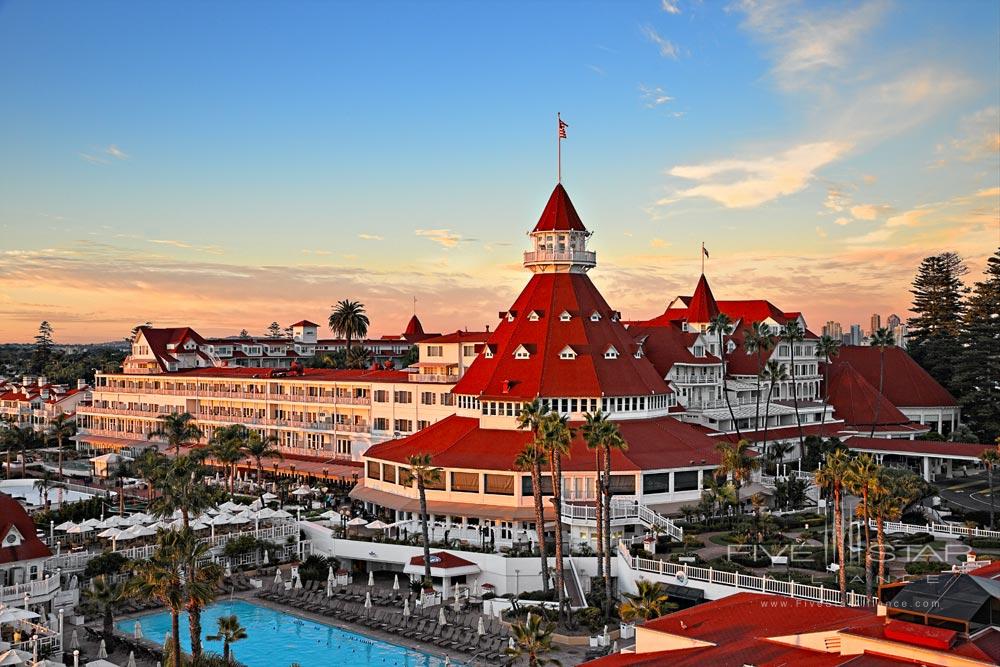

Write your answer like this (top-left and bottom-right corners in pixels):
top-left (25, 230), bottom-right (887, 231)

top-left (687, 274), bottom-right (720, 322)
top-left (826, 363), bottom-right (911, 428)
top-left (404, 315), bottom-right (425, 336)
top-left (364, 414), bottom-right (721, 472)
top-left (532, 183), bottom-right (587, 232)
top-left (832, 347), bottom-right (957, 408)
top-left (137, 326), bottom-right (209, 371)
top-left (627, 323), bottom-right (720, 377)
top-left (0, 493), bottom-right (52, 564)
top-left (845, 437), bottom-right (993, 459)
top-left (408, 551), bottom-right (475, 570)
top-left (418, 330), bottom-right (491, 344)
top-left (291, 320), bottom-right (319, 327)
top-left (452, 272), bottom-right (670, 399)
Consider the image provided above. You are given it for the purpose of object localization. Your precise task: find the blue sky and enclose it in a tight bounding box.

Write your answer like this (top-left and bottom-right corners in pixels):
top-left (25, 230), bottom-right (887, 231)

top-left (0, 0), bottom-right (997, 342)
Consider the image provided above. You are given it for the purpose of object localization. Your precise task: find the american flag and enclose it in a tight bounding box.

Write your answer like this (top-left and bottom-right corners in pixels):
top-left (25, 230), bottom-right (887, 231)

top-left (703, 246), bottom-right (710, 258)
top-left (558, 117), bottom-right (568, 139)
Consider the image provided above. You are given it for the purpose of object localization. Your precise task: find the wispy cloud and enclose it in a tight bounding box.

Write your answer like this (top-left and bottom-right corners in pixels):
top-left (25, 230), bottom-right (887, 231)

top-left (106, 145), bottom-right (129, 160)
top-left (357, 234), bottom-right (384, 241)
top-left (79, 144), bottom-right (130, 165)
top-left (849, 203), bottom-right (893, 221)
top-left (149, 239), bottom-right (223, 255)
top-left (660, 141), bottom-right (852, 208)
top-left (661, 0), bottom-right (681, 15)
top-left (945, 106), bottom-right (1000, 163)
top-left (415, 229), bottom-right (462, 248)
top-left (301, 249), bottom-right (332, 256)
top-left (586, 64), bottom-right (606, 76)
top-left (79, 153), bottom-right (107, 165)
top-left (638, 84), bottom-right (674, 108)
top-left (640, 24), bottom-right (680, 60)
top-left (650, 238), bottom-right (670, 248)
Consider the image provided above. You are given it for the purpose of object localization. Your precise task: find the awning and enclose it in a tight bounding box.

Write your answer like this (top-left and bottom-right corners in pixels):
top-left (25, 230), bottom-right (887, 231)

top-left (403, 551), bottom-right (481, 578)
top-left (75, 435), bottom-right (148, 451)
top-left (351, 483), bottom-right (552, 521)
top-left (659, 583), bottom-right (706, 602)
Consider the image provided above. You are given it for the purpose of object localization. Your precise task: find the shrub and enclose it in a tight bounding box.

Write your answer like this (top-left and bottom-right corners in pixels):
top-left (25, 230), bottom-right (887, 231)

top-left (84, 551), bottom-right (127, 579)
top-left (576, 606), bottom-right (606, 633)
top-left (222, 535), bottom-right (259, 558)
top-left (890, 532), bottom-right (934, 545)
top-left (520, 588), bottom-right (557, 602)
top-left (970, 538), bottom-right (1000, 549)
top-left (298, 554), bottom-right (333, 584)
top-left (905, 560), bottom-right (949, 575)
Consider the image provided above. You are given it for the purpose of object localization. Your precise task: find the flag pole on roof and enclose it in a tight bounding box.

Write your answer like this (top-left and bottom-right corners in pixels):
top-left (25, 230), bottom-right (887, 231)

top-left (701, 242), bottom-right (710, 274)
top-left (557, 113), bottom-right (569, 183)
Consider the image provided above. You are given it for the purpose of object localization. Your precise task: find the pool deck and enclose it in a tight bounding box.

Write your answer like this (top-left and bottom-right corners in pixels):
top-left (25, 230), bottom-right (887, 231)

top-left (108, 591), bottom-right (589, 667)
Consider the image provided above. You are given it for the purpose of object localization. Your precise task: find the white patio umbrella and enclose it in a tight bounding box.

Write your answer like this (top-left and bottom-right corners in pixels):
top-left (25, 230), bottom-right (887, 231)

top-left (80, 518), bottom-right (103, 530)
top-left (230, 503), bottom-right (250, 512)
top-left (65, 524), bottom-right (89, 535)
top-left (453, 595), bottom-right (462, 612)
top-left (273, 570), bottom-right (283, 585)
top-left (290, 487), bottom-right (311, 496)
top-left (127, 651), bottom-right (137, 667)
top-left (130, 512), bottom-right (153, 524)
top-left (228, 515), bottom-right (251, 525)
top-left (393, 574), bottom-right (400, 591)
top-left (293, 573), bottom-right (302, 589)
top-left (346, 517), bottom-right (367, 527)
top-left (402, 598), bottom-right (411, 617)
top-left (508, 637), bottom-right (515, 650)
top-left (477, 616), bottom-right (485, 636)
top-left (190, 520), bottom-right (210, 531)
top-left (438, 607), bottom-right (448, 626)
top-left (219, 501), bottom-right (238, 511)
top-left (326, 579), bottom-right (334, 597)
top-left (364, 591), bottom-right (372, 609)
top-left (271, 509), bottom-right (292, 519)
top-left (0, 606), bottom-right (38, 623)
top-left (0, 650), bottom-right (26, 666)
top-left (444, 657), bottom-right (451, 667)
top-left (262, 492), bottom-right (278, 501)
top-left (54, 520), bottom-right (76, 531)
top-left (134, 620), bottom-right (143, 639)
top-left (98, 639), bottom-right (107, 659)
top-left (318, 509), bottom-right (338, 520)
top-left (209, 514), bottom-right (233, 526)
top-left (256, 507), bottom-right (278, 519)
top-left (367, 571), bottom-right (374, 587)
top-left (85, 661), bottom-right (119, 667)
top-left (366, 520), bottom-right (389, 530)
top-left (263, 550), bottom-right (269, 565)
top-left (70, 629), bottom-right (80, 649)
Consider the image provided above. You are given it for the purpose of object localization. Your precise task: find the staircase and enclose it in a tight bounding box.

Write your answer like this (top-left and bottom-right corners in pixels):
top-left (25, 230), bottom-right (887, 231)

top-left (560, 499), bottom-right (683, 541)
top-left (564, 557), bottom-right (587, 608)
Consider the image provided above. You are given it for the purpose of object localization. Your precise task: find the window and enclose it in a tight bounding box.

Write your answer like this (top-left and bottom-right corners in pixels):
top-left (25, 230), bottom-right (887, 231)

top-left (484, 347), bottom-right (494, 359)
top-left (604, 346), bottom-right (619, 360)
top-left (374, 390), bottom-right (389, 403)
top-left (373, 417), bottom-right (389, 431)
top-left (427, 345), bottom-right (443, 357)
top-left (417, 419), bottom-right (430, 430)
top-left (462, 345), bottom-right (476, 357)
top-left (674, 470), bottom-right (699, 492)
top-left (590, 311), bottom-right (601, 321)
top-left (485, 474), bottom-right (515, 496)
top-left (559, 346), bottom-right (576, 360)
top-left (394, 419), bottom-right (413, 433)
top-left (394, 390), bottom-right (412, 404)
top-left (420, 391), bottom-right (436, 405)
top-left (382, 464), bottom-right (398, 484)
top-left (513, 345), bottom-right (531, 359)
top-left (609, 475), bottom-right (636, 495)
top-left (521, 475), bottom-right (553, 496)
top-left (440, 393), bottom-right (455, 406)
top-left (528, 310), bottom-right (541, 322)
top-left (643, 473), bottom-right (671, 495)
top-left (366, 461), bottom-right (381, 480)
top-left (451, 471), bottom-right (479, 493)
top-left (336, 438), bottom-right (351, 455)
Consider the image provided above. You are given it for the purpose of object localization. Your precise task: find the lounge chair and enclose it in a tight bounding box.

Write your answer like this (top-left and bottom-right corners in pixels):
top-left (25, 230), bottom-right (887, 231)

top-left (434, 626), bottom-right (456, 646)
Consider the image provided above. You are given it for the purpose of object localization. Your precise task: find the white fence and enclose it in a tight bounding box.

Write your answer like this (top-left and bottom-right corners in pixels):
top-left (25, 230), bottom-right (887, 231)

top-left (618, 542), bottom-right (873, 608)
top-left (561, 500), bottom-right (683, 541)
top-left (0, 574), bottom-right (60, 603)
top-left (872, 518), bottom-right (1000, 540)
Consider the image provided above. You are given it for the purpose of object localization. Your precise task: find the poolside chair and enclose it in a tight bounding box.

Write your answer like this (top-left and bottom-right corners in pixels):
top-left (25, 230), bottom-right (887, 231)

top-left (434, 626), bottom-right (457, 646)
top-left (401, 618), bottom-right (426, 638)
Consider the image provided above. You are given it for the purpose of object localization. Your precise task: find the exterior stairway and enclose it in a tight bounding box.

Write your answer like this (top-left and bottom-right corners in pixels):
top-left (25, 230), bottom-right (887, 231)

top-left (560, 498), bottom-right (683, 541)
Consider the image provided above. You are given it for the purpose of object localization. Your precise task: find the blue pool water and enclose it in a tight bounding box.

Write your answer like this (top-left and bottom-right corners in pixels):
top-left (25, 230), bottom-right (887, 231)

top-left (117, 599), bottom-right (459, 667)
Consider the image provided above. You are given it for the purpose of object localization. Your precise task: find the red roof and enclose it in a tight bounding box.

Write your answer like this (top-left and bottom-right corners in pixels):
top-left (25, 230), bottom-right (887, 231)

top-left (291, 320), bottom-right (319, 327)
top-left (419, 330), bottom-right (491, 344)
top-left (452, 273), bottom-right (670, 399)
top-left (845, 437), bottom-right (993, 459)
top-left (0, 493), bottom-right (52, 564)
top-left (628, 323), bottom-right (720, 377)
top-left (826, 363), bottom-right (911, 428)
top-left (364, 414), bottom-right (721, 472)
top-left (404, 315), bottom-right (425, 336)
top-left (137, 327), bottom-right (209, 371)
top-left (532, 183), bottom-right (588, 232)
top-left (832, 347), bottom-right (957, 408)
top-left (408, 551), bottom-right (475, 570)
top-left (687, 274), bottom-right (720, 322)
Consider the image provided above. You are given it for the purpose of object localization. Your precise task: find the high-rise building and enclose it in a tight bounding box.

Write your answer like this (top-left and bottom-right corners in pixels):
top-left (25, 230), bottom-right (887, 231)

top-left (822, 321), bottom-right (843, 339)
top-left (849, 324), bottom-right (863, 346)
top-left (887, 313), bottom-right (901, 329)
top-left (869, 313), bottom-right (881, 335)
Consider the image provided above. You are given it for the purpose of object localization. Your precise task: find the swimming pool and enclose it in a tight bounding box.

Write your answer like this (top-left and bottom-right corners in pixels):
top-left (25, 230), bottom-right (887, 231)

top-left (118, 599), bottom-right (460, 667)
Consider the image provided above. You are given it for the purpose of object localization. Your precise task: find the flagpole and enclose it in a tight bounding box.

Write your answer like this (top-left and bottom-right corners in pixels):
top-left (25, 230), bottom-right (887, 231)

top-left (557, 112), bottom-right (562, 183)
top-left (701, 242), bottom-right (705, 274)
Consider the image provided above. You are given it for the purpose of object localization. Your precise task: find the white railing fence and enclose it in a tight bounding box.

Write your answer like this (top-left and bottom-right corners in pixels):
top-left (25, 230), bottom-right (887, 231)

top-left (871, 518), bottom-right (1000, 540)
top-left (618, 541), bottom-right (872, 608)
top-left (561, 500), bottom-right (683, 541)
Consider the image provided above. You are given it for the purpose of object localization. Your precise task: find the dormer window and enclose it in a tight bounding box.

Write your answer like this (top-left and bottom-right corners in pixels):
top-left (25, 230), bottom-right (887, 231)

top-left (604, 345), bottom-right (619, 360)
top-left (611, 311), bottom-right (621, 322)
top-left (528, 310), bottom-right (542, 322)
top-left (559, 311), bottom-right (572, 322)
top-left (634, 349), bottom-right (643, 359)
top-left (590, 311), bottom-right (602, 322)
top-left (484, 345), bottom-right (495, 359)
top-left (2, 526), bottom-right (23, 548)
top-left (513, 344), bottom-right (531, 360)
top-left (559, 346), bottom-right (577, 360)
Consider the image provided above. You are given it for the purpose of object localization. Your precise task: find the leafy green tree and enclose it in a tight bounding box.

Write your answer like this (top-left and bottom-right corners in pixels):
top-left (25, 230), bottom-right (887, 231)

top-left (242, 430), bottom-right (282, 505)
top-left (845, 453), bottom-right (883, 598)
top-left (715, 439), bottom-right (759, 501)
top-left (345, 346), bottom-right (373, 369)
top-left (815, 334), bottom-right (841, 430)
top-left (150, 454), bottom-right (218, 528)
top-left (980, 445), bottom-right (1000, 530)
top-left (504, 612), bottom-right (561, 667)
top-left (150, 412), bottom-right (202, 456)
top-left (539, 412), bottom-right (574, 624)
top-left (328, 300), bottom-right (370, 357)
top-left (125, 531), bottom-right (187, 667)
top-left (908, 252), bottom-right (968, 393)
top-left (744, 321), bottom-right (775, 438)
top-left (955, 249), bottom-right (1000, 444)
top-left (209, 424), bottom-right (248, 497)
top-left (760, 360), bottom-right (788, 461)
top-left (782, 321), bottom-right (806, 452)
top-left (84, 575), bottom-right (123, 638)
top-left (266, 321), bottom-right (282, 338)
top-left (815, 449), bottom-right (852, 604)
top-left (46, 411), bottom-right (76, 480)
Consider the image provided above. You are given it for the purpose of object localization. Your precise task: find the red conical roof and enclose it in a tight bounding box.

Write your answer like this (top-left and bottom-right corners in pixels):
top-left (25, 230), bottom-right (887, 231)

top-left (687, 274), bottom-right (720, 323)
top-left (404, 314), bottom-right (425, 336)
top-left (532, 184), bottom-right (588, 233)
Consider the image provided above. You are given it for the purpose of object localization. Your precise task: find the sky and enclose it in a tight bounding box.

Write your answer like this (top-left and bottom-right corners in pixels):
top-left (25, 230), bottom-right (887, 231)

top-left (0, 0), bottom-right (997, 343)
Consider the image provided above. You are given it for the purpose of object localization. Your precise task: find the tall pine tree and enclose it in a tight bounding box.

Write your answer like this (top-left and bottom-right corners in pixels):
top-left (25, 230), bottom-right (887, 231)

top-left (954, 249), bottom-right (1000, 443)
top-left (30, 320), bottom-right (54, 373)
top-left (907, 252), bottom-right (968, 394)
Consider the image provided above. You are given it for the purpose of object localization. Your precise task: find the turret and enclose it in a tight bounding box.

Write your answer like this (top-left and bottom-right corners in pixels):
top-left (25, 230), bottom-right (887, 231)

top-left (523, 184), bottom-right (596, 274)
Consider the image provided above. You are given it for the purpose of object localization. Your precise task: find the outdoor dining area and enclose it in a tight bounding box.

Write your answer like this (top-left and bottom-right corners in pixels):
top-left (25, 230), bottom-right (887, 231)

top-left (0, 603), bottom-right (64, 667)
top-left (256, 568), bottom-right (515, 665)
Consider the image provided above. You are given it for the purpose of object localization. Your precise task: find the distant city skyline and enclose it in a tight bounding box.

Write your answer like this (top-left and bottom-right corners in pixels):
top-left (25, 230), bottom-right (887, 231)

top-left (1, 1), bottom-right (997, 343)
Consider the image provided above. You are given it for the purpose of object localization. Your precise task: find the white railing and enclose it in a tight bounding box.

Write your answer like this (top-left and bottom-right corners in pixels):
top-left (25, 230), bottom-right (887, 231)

top-left (408, 373), bottom-right (458, 384)
top-left (871, 518), bottom-right (1000, 540)
top-left (0, 574), bottom-right (60, 602)
top-left (618, 541), bottom-right (872, 608)
top-left (12, 622), bottom-right (61, 654)
top-left (671, 376), bottom-right (719, 385)
top-left (523, 250), bottom-right (597, 265)
top-left (561, 500), bottom-right (683, 541)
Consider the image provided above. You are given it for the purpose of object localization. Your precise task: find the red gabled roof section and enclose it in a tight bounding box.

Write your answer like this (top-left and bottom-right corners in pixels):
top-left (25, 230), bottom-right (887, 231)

top-left (408, 551), bottom-right (475, 570)
top-left (419, 330), bottom-right (491, 345)
top-left (0, 493), bottom-right (52, 564)
top-left (290, 320), bottom-right (319, 328)
top-left (687, 274), bottom-right (720, 322)
top-left (364, 414), bottom-right (721, 472)
top-left (826, 363), bottom-right (911, 428)
top-left (628, 323), bottom-right (720, 377)
top-left (451, 273), bottom-right (670, 399)
top-left (138, 326), bottom-right (209, 371)
top-left (832, 347), bottom-right (958, 408)
top-left (404, 315), bottom-right (425, 336)
top-left (532, 183), bottom-right (588, 232)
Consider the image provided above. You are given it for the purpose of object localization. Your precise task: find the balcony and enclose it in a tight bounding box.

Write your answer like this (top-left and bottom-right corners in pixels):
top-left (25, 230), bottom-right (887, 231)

top-left (523, 249), bottom-right (596, 267)
top-left (671, 376), bottom-right (718, 385)
top-left (408, 373), bottom-right (458, 384)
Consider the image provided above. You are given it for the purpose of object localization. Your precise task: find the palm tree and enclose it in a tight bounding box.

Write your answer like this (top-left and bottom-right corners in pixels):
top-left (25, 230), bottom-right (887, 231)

top-left (150, 454), bottom-right (217, 528)
top-left (1, 426), bottom-right (36, 479)
top-left (869, 327), bottom-right (896, 437)
top-left (870, 468), bottom-right (922, 588)
top-left (767, 441), bottom-right (793, 476)
top-left (125, 531), bottom-right (187, 667)
top-left (328, 299), bottom-right (370, 357)
top-left (208, 424), bottom-right (248, 498)
top-left (110, 459), bottom-right (131, 516)
top-left (814, 449), bottom-right (852, 604)
top-left (781, 321), bottom-right (806, 454)
top-left (516, 399), bottom-right (551, 595)
top-left (539, 412), bottom-right (574, 623)
top-left (135, 448), bottom-right (167, 501)
top-left (207, 614), bottom-right (248, 664)
top-left (242, 431), bottom-right (282, 505)
top-left (504, 612), bottom-right (561, 667)
top-left (845, 453), bottom-right (883, 599)
top-left (744, 321), bottom-right (775, 438)
top-left (33, 470), bottom-right (59, 509)
top-left (172, 528), bottom-right (223, 660)
top-left (150, 412), bottom-right (202, 456)
top-left (708, 313), bottom-right (741, 439)
top-left (815, 334), bottom-right (841, 431)
top-left (602, 424), bottom-right (627, 619)
top-left (581, 413), bottom-right (608, 582)
top-left (619, 580), bottom-right (672, 622)
top-left (345, 346), bottom-right (373, 370)
top-left (759, 360), bottom-right (788, 461)
top-left (980, 446), bottom-right (1000, 529)
top-left (406, 453), bottom-right (442, 584)
top-left (46, 411), bottom-right (76, 480)
top-left (714, 439), bottom-right (759, 506)
top-left (84, 575), bottom-right (122, 638)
